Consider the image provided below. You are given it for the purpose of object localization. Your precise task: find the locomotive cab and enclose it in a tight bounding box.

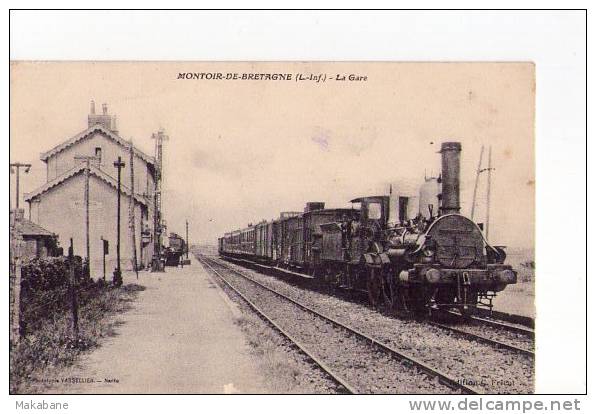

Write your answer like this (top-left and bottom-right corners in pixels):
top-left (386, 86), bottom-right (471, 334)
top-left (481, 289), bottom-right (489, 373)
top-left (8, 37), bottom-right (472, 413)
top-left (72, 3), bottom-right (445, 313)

top-left (341, 195), bottom-right (391, 268)
top-left (351, 196), bottom-right (390, 239)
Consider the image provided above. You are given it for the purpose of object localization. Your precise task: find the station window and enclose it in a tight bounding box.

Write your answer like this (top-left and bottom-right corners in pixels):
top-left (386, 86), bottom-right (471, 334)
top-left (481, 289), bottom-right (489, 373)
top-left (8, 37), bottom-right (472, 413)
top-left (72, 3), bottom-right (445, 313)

top-left (95, 147), bottom-right (102, 164)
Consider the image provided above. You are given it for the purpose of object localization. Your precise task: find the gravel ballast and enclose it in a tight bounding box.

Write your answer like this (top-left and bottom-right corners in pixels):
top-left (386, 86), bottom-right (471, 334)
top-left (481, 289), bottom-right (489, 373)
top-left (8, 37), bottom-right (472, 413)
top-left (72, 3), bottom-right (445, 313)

top-left (217, 257), bottom-right (535, 394)
top-left (202, 257), bottom-right (457, 394)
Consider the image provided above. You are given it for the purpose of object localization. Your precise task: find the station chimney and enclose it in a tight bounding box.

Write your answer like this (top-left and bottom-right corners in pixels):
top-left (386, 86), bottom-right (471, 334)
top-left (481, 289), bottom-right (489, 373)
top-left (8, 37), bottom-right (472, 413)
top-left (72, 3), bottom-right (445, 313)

top-left (88, 100), bottom-right (118, 134)
top-left (439, 141), bottom-right (461, 215)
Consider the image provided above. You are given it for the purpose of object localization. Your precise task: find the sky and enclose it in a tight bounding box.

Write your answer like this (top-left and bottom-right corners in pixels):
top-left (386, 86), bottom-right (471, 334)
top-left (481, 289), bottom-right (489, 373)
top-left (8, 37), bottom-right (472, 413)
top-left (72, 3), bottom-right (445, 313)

top-left (10, 61), bottom-right (535, 249)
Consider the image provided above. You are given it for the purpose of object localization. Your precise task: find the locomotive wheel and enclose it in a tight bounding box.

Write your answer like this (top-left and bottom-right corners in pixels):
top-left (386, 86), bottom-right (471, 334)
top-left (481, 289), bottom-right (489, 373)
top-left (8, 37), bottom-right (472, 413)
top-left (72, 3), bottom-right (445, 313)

top-left (382, 270), bottom-right (400, 312)
top-left (400, 286), bottom-right (426, 313)
top-left (366, 267), bottom-right (383, 308)
top-left (395, 287), bottom-right (411, 313)
top-left (324, 266), bottom-right (341, 286)
top-left (345, 265), bottom-right (358, 290)
top-left (324, 266), bottom-right (334, 284)
top-left (398, 288), bottom-right (411, 313)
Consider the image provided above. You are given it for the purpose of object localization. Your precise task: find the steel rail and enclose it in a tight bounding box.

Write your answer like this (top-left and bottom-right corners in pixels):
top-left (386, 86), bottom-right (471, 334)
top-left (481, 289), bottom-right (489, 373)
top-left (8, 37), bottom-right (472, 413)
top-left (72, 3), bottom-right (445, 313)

top-left (221, 255), bottom-right (535, 336)
top-left (475, 308), bottom-right (535, 329)
top-left (201, 254), bottom-right (481, 395)
top-left (225, 255), bottom-right (315, 279)
top-left (427, 320), bottom-right (534, 358)
top-left (470, 316), bottom-right (535, 338)
top-left (196, 255), bottom-right (357, 394)
top-left (445, 310), bottom-right (535, 338)
top-left (217, 253), bottom-right (533, 357)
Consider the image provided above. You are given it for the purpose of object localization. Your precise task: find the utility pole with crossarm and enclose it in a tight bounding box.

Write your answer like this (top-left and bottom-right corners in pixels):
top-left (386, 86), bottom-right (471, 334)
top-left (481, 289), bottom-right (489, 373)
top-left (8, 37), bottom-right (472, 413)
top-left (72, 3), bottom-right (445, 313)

top-left (74, 155), bottom-right (99, 275)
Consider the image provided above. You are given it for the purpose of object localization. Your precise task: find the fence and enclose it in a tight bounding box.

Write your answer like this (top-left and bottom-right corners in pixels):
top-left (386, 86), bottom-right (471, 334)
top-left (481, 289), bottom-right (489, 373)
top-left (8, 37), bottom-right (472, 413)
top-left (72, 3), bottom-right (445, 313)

top-left (9, 236), bottom-right (93, 346)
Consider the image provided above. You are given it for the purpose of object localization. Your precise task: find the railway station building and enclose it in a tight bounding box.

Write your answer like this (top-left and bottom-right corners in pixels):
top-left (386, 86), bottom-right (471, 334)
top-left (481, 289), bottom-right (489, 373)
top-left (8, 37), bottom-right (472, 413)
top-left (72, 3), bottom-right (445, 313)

top-left (24, 101), bottom-right (157, 279)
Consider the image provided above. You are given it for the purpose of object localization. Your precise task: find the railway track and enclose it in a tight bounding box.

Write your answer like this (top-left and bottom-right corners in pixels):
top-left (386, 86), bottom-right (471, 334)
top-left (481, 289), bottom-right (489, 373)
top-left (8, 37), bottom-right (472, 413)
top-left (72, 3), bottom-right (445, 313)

top-left (210, 253), bottom-right (535, 393)
top-left (466, 314), bottom-right (535, 338)
top-left (475, 308), bottom-right (534, 329)
top-left (427, 319), bottom-right (534, 358)
top-left (196, 253), bottom-right (481, 394)
top-left (224, 255), bottom-right (535, 356)
top-left (196, 255), bottom-right (355, 394)
top-left (224, 255), bottom-right (535, 335)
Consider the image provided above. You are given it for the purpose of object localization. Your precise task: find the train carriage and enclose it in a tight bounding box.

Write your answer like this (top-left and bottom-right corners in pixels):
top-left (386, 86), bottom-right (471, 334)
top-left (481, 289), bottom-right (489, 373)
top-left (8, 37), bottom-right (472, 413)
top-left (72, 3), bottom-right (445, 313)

top-left (218, 236), bottom-right (224, 255)
top-left (266, 221), bottom-right (275, 260)
top-left (303, 206), bottom-right (359, 275)
top-left (255, 221), bottom-right (268, 259)
top-left (242, 226), bottom-right (256, 256)
top-left (273, 218), bottom-right (283, 262)
top-left (287, 215), bottom-right (304, 266)
top-left (254, 220), bottom-right (276, 262)
top-left (277, 212), bottom-right (301, 266)
top-left (230, 230), bottom-right (240, 254)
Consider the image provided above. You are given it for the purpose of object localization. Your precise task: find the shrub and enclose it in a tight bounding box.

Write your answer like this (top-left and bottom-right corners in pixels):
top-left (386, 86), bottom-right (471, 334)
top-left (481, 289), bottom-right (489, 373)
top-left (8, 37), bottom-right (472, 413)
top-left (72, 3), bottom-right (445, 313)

top-left (19, 256), bottom-right (93, 335)
top-left (10, 283), bottom-right (145, 394)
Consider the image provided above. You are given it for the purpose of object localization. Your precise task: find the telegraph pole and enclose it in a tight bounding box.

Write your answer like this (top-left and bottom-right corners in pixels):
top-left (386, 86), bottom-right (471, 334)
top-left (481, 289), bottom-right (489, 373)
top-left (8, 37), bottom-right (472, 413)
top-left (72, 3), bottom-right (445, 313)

top-left (113, 156), bottom-right (126, 286)
top-left (151, 129), bottom-right (168, 272)
top-left (470, 146), bottom-right (484, 221)
top-left (469, 145), bottom-right (494, 240)
top-left (10, 235), bottom-right (24, 344)
top-left (128, 140), bottom-right (139, 279)
top-left (10, 162), bottom-right (31, 209)
top-left (74, 155), bottom-right (98, 273)
top-left (486, 146), bottom-right (493, 242)
top-left (68, 238), bottom-right (79, 339)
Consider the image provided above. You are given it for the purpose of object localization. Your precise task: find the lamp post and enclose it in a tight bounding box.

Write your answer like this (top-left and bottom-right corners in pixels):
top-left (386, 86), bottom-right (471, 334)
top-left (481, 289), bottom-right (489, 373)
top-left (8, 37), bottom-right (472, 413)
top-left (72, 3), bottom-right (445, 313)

top-left (113, 157), bottom-right (126, 286)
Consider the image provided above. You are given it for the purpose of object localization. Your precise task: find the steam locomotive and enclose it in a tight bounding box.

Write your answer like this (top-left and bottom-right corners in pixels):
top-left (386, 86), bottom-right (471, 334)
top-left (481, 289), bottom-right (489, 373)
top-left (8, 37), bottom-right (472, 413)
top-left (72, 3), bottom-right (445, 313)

top-left (218, 142), bottom-right (516, 314)
top-left (164, 232), bottom-right (187, 267)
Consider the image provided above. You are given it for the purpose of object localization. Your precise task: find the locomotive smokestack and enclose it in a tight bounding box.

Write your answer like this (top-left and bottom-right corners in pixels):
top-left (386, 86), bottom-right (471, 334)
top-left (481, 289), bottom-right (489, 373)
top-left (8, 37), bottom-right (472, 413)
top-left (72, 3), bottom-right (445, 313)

top-left (440, 141), bottom-right (462, 214)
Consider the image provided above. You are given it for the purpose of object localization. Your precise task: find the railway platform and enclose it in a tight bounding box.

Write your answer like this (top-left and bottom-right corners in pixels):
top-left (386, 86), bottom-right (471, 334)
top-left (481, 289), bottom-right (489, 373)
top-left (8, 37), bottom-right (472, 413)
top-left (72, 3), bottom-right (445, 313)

top-left (41, 256), bottom-right (270, 394)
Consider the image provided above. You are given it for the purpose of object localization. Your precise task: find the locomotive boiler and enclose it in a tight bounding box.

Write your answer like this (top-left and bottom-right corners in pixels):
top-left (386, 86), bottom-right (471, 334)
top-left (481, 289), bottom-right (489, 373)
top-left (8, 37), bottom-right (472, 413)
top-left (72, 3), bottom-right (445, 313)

top-left (218, 141), bottom-right (517, 315)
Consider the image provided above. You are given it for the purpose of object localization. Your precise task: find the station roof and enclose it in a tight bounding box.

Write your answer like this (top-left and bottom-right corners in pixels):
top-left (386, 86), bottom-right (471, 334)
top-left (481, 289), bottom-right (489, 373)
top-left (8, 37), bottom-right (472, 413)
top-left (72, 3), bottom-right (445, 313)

top-left (24, 163), bottom-right (148, 206)
top-left (40, 124), bottom-right (155, 165)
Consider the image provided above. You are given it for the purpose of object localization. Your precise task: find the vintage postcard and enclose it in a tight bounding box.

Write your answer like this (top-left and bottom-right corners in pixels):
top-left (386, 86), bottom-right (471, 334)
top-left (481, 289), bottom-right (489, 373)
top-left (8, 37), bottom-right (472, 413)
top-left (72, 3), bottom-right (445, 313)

top-left (10, 61), bottom-right (535, 395)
